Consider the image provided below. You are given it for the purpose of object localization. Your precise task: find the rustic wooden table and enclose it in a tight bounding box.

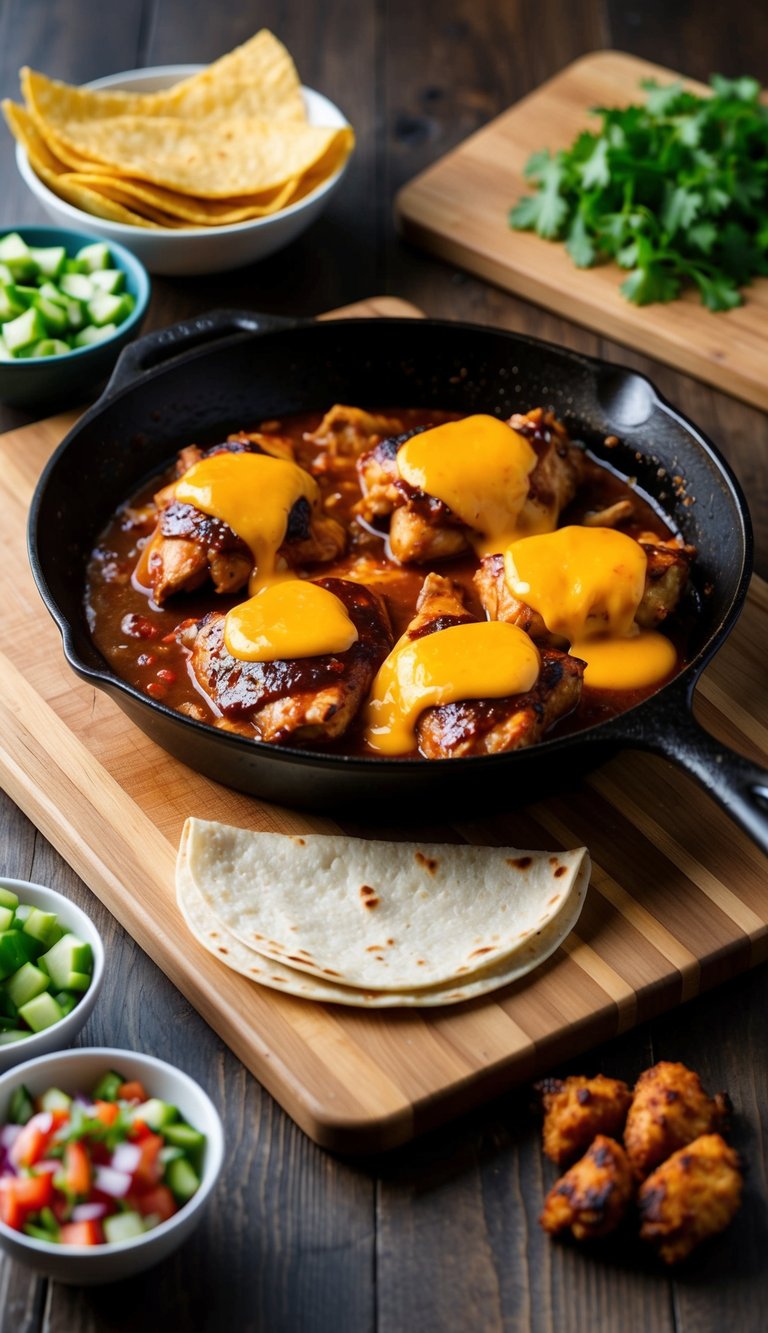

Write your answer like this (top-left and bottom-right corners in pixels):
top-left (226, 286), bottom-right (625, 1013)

top-left (0, 2), bottom-right (766, 1329)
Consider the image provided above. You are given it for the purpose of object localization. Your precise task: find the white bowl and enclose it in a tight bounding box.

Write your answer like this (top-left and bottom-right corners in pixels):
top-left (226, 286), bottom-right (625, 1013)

top-left (0, 1047), bottom-right (224, 1283)
top-left (0, 878), bottom-right (105, 1071)
top-left (15, 65), bottom-right (353, 276)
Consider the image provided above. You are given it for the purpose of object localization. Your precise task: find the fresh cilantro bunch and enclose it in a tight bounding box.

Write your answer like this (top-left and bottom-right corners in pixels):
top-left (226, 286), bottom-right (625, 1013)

top-left (509, 74), bottom-right (768, 309)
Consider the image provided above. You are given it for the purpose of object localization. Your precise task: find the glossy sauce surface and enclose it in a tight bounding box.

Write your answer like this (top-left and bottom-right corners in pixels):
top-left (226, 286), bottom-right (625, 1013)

top-left (85, 407), bottom-right (692, 753)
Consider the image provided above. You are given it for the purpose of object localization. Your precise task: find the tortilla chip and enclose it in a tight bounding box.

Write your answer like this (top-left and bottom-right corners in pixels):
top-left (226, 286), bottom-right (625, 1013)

top-left (22, 112), bottom-right (352, 198)
top-left (59, 171), bottom-right (304, 223)
top-left (20, 32), bottom-right (306, 126)
top-left (176, 849), bottom-right (590, 1008)
top-left (177, 818), bottom-right (590, 993)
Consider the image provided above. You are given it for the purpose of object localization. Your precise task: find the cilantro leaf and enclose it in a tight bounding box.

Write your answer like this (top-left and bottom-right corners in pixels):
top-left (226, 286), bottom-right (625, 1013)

top-left (565, 212), bottom-right (596, 267)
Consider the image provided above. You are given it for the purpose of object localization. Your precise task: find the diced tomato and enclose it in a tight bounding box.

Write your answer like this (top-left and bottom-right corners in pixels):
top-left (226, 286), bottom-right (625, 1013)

top-left (0, 1173), bottom-right (53, 1221)
top-left (116, 1080), bottom-right (147, 1103)
top-left (132, 1133), bottom-right (163, 1190)
top-left (63, 1141), bottom-right (92, 1196)
top-left (133, 1184), bottom-right (176, 1222)
top-left (51, 1194), bottom-right (73, 1225)
top-left (92, 1099), bottom-right (120, 1127)
top-left (0, 1190), bottom-right (22, 1230)
top-left (128, 1118), bottom-right (151, 1141)
top-left (9, 1113), bottom-right (57, 1168)
top-left (59, 1219), bottom-right (104, 1246)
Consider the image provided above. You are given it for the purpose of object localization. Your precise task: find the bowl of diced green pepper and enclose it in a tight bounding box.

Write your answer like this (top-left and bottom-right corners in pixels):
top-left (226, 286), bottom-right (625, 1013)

top-left (0, 226), bottom-right (150, 410)
top-left (0, 878), bottom-right (105, 1070)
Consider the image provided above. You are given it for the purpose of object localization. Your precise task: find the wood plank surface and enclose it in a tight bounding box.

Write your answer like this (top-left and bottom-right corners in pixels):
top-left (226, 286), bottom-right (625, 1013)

top-left (1, 2), bottom-right (768, 1330)
top-left (396, 50), bottom-right (768, 412)
top-left (2, 295), bottom-right (768, 1153)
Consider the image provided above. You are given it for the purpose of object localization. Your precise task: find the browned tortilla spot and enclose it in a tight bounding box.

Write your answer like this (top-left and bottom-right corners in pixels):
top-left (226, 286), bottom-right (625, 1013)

top-left (547, 894), bottom-right (562, 906)
top-left (469, 946), bottom-right (495, 958)
top-left (360, 884), bottom-right (381, 909)
top-left (414, 850), bottom-right (439, 874)
top-left (366, 944), bottom-right (384, 952)
top-left (507, 856), bottom-right (533, 870)
top-left (209, 930), bottom-right (219, 938)
top-left (323, 968), bottom-right (342, 977)
top-left (554, 864), bottom-right (568, 878)
top-left (217, 946), bottom-right (229, 954)
top-left (387, 938), bottom-right (395, 946)
top-left (249, 967), bottom-right (261, 974)
top-left (292, 837), bottom-right (306, 845)
top-left (549, 856), bottom-right (559, 866)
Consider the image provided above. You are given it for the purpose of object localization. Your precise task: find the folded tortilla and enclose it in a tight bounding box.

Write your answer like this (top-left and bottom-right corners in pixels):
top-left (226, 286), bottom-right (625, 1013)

top-left (176, 818), bottom-right (590, 1002)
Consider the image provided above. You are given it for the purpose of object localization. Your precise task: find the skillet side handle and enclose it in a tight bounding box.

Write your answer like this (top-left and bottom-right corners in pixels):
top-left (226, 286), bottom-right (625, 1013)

top-left (616, 682), bottom-right (768, 859)
top-left (104, 309), bottom-right (303, 396)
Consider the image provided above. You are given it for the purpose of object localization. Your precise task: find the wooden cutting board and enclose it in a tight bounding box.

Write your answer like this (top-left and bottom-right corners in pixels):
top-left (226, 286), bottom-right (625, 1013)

top-left (2, 292), bottom-right (768, 1155)
top-left (396, 50), bottom-right (768, 412)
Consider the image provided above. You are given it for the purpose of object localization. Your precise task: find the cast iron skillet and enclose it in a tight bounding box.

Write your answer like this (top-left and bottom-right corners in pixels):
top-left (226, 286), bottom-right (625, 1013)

top-left (28, 310), bottom-right (768, 851)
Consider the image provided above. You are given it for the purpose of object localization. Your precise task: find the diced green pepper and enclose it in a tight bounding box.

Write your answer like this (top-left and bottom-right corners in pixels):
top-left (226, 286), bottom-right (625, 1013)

top-left (8, 1084), bottom-right (35, 1124)
top-left (18, 990), bottom-right (64, 1032)
top-left (5, 961), bottom-right (50, 1009)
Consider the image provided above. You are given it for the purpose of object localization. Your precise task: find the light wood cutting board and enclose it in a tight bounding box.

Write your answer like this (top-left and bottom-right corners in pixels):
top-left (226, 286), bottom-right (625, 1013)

top-left (396, 50), bottom-right (768, 412)
top-left (2, 293), bottom-right (768, 1154)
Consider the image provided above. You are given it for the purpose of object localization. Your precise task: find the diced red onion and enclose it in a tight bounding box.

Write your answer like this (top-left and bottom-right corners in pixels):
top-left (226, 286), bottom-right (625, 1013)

top-left (93, 1165), bottom-right (132, 1198)
top-left (72, 1202), bottom-right (109, 1222)
top-left (110, 1142), bottom-right (141, 1175)
top-left (0, 1125), bottom-right (22, 1149)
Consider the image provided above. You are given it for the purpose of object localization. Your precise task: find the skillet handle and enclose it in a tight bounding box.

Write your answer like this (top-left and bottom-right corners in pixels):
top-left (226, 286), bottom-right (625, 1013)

top-left (104, 308), bottom-right (303, 395)
top-left (610, 680), bottom-right (768, 858)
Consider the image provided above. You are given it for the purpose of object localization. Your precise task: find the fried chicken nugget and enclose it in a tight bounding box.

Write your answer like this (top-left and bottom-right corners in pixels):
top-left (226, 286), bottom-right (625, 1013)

top-left (540, 1135), bottom-right (634, 1241)
top-left (638, 1133), bottom-right (743, 1264)
top-left (536, 1074), bottom-right (633, 1166)
top-left (624, 1061), bottom-right (730, 1179)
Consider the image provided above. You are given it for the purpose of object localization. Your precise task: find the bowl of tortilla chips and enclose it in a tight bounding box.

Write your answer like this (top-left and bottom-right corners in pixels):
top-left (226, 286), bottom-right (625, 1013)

top-left (4, 31), bottom-right (355, 276)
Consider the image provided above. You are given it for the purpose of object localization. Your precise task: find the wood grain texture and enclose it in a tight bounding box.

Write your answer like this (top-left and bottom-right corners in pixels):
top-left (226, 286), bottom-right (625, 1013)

top-left (1, 1), bottom-right (767, 1328)
top-left (396, 50), bottom-right (768, 411)
top-left (2, 295), bottom-right (768, 1155)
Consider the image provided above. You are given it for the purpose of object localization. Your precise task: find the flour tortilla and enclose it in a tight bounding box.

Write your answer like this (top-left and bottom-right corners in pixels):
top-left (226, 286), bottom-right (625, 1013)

top-left (176, 851), bottom-right (590, 1008)
top-left (177, 818), bottom-right (590, 993)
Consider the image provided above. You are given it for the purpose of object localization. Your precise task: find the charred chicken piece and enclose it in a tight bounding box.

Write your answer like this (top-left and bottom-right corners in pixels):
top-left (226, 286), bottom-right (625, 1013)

top-left (633, 535), bottom-right (696, 629)
top-left (179, 578), bottom-right (392, 747)
top-left (540, 1135), bottom-right (635, 1241)
top-left (405, 573), bottom-right (584, 758)
top-left (536, 1074), bottom-right (633, 1166)
top-left (356, 409), bottom-right (584, 564)
top-left (475, 534), bottom-right (694, 646)
top-left (638, 1133), bottom-right (743, 1265)
top-left (139, 437), bottom-right (345, 606)
top-left (624, 1061), bottom-right (730, 1180)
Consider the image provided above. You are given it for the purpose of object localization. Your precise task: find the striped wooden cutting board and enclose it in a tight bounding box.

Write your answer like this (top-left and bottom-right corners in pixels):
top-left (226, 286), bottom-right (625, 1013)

top-left (1, 294), bottom-right (767, 1153)
top-left (396, 51), bottom-right (768, 412)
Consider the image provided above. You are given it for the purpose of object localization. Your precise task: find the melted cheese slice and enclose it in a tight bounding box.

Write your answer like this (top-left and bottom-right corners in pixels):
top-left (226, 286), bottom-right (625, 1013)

top-left (175, 452), bottom-right (357, 663)
top-left (396, 415), bottom-right (545, 555)
top-left (364, 621), bottom-right (541, 755)
top-left (175, 452), bottom-right (319, 593)
top-left (224, 581), bottom-right (358, 662)
top-left (504, 526), bottom-right (677, 690)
